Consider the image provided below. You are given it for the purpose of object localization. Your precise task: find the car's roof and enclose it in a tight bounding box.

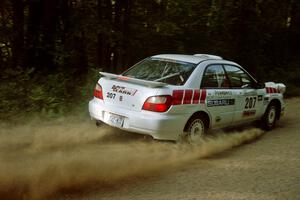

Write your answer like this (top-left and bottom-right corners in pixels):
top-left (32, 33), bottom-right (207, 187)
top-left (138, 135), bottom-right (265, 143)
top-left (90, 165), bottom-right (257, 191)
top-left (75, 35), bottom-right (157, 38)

top-left (151, 54), bottom-right (224, 64)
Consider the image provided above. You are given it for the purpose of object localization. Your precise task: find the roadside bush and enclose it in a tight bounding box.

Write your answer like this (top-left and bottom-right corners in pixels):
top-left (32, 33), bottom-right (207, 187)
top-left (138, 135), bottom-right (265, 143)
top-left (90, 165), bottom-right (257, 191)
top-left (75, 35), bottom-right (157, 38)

top-left (0, 67), bottom-right (101, 121)
top-left (0, 68), bottom-right (69, 120)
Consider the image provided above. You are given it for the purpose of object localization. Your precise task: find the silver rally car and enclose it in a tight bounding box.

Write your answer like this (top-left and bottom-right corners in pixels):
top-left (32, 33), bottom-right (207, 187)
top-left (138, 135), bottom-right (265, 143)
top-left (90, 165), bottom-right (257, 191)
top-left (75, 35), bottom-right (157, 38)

top-left (89, 54), bottom-right (286, 142)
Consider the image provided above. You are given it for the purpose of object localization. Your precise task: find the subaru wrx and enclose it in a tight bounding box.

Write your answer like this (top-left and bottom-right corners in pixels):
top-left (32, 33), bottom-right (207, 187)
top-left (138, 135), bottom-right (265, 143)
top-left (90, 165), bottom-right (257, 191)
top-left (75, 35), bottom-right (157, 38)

top-left (89, 54), bottom-right (286, 142)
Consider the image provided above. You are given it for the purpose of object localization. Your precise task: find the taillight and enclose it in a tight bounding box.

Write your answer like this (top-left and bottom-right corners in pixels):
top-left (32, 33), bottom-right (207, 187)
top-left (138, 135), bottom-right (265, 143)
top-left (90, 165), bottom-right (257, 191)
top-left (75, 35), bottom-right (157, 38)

top-left (93, 84), bottom-right (103, 99)
top-left (142, 95), bottom-right (172, 112)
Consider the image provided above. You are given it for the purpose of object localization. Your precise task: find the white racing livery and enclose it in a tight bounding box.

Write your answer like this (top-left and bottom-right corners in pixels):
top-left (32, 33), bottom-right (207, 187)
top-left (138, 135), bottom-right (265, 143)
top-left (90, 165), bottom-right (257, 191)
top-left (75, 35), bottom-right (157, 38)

top-left (89, 54), bottom-right (286, 142)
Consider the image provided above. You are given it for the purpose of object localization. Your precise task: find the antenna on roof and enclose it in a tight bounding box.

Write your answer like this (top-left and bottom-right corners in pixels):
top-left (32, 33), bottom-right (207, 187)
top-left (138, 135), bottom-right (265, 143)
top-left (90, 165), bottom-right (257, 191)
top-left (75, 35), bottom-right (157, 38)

top-left (193, 54), bottom-right (222, 59)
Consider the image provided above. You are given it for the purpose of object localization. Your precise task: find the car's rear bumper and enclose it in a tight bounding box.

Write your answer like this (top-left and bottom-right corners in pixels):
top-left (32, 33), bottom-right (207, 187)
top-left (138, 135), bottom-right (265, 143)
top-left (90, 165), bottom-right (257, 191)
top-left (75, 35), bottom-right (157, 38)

top-left (89, 98), bottom-right (188, 141)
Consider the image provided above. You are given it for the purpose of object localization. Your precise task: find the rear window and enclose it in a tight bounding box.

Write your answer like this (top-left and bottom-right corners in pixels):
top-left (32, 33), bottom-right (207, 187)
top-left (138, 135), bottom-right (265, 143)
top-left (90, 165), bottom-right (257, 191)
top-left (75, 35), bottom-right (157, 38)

top-left (122, 58), bottom-right (197, 85)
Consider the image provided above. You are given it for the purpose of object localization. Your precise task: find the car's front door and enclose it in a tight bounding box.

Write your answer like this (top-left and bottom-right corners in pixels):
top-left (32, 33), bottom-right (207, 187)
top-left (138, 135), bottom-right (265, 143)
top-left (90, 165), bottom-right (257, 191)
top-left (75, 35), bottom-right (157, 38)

top-left (223, 65), bottom-right (264, 123)
top-left (201, 64), bottom-right (235, 128)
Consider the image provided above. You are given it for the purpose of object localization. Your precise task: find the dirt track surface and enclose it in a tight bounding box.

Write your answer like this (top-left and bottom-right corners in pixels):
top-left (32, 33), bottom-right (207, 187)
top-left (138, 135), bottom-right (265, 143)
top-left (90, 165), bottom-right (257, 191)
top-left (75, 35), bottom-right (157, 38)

top-left (0, 98), bottom-right (300, 200)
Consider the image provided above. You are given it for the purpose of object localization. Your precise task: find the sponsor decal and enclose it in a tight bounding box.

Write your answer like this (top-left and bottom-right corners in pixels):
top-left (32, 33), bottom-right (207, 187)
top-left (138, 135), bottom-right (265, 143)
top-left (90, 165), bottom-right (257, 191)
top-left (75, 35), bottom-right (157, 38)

top-left (258, 95), bottom-right (263, 101)
top-left (243, 110), bottom-right (256, 117)
top-left (111, 85), bottom-right (137, 96)
top-left (214, 91), bottom-right (233, 96)
top-left (207, 99), bottom-right (235, 107)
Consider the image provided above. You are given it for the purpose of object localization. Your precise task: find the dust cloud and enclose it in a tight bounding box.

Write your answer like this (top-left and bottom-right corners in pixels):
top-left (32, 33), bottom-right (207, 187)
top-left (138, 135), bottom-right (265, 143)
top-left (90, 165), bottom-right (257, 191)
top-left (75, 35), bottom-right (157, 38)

top-left (0, 117), bottom-right (264, 200)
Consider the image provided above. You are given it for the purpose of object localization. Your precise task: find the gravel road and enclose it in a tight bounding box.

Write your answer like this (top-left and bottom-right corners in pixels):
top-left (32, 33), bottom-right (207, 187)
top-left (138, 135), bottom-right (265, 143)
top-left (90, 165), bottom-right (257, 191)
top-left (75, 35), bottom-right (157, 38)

top-left (68, 98), bottom-right (300, 200)
top-left (0, 98), bottom-right (299, 200)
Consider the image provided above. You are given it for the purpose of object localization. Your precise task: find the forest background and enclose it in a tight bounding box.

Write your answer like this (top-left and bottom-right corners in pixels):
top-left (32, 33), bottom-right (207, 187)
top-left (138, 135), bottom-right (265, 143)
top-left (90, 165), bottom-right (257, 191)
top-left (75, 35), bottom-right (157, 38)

top-left (0, 0), bottom-right (299, 120)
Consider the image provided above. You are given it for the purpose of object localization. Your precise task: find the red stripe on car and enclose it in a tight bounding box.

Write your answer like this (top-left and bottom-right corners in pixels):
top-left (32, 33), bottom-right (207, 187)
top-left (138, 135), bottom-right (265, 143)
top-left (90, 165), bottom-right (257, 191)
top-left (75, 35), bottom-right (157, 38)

top-left (200, 89), bottom-right (207, 104)
top-left (183, 90), bottom-right (193, 104)
top-left (272, 88), bottom-right (276, 93)
top-left (192, 90), bottom-right (200, 104)
top-left (172, 90), bottom-right (184, 105)
top-left (267, 87), bottom-right (279, 94)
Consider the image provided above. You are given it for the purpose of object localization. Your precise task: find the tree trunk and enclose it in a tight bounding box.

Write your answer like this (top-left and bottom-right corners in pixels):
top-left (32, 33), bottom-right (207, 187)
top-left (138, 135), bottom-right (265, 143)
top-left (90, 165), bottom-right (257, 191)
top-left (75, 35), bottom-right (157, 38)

top-left (25, 0), bottom-right (42, 69)
top-left (289, 0), bottom-right (300, 57)
top-left (12, 0), bottom-right (24, 68)
top-left (97, 0), bottom-right (113, 72)
top-left (112, 0), bottom-right (132, 72)
top-left (121, 0), bottom-right (131, 71)
top-left (40, 0), bottom-right (59, 71)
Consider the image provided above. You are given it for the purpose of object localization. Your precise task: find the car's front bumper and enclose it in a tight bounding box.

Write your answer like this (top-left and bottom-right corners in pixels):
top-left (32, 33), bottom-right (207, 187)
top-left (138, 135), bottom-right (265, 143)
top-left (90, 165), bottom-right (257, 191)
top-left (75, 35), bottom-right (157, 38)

top-left (89, 98), bottom-right (188, 141)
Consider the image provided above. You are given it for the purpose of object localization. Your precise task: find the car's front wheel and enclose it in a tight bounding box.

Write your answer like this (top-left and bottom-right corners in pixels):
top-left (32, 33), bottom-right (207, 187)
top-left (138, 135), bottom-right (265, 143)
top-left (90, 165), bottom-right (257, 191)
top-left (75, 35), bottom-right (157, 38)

top-left (182, 114), bottom-right (208, 143)
top-left (262, 102), bottom-right (278, 130)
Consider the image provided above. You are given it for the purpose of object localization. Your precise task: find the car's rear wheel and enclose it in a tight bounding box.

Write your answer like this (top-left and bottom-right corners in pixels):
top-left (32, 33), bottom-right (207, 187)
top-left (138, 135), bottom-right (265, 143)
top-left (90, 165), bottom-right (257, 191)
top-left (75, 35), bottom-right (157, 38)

top-left (262, 102), bottom-right (278, 130)
top-left (182, 115), bottom-right (208, 143)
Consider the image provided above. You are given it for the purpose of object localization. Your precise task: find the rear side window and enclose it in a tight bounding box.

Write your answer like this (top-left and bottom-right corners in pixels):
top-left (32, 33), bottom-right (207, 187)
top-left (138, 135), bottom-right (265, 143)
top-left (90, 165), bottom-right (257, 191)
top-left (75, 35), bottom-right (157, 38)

top-left (201, 65), bottom-right (229, 88)
top-left (224, 65), bottom-right (253, 88)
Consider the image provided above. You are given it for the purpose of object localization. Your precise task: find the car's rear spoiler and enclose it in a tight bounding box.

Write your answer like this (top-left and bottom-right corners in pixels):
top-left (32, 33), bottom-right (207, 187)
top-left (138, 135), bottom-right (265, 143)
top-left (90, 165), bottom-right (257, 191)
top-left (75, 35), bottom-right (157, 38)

top-left (100, 72), bottom-right (167, 88)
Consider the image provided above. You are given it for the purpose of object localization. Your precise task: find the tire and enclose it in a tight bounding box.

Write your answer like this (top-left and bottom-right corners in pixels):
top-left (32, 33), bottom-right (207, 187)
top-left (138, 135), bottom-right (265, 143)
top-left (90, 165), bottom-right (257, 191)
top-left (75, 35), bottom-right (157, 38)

top-left (262, 102), bottom-right (278, 130)
top-left (182, 115), bottom-right (208, 143)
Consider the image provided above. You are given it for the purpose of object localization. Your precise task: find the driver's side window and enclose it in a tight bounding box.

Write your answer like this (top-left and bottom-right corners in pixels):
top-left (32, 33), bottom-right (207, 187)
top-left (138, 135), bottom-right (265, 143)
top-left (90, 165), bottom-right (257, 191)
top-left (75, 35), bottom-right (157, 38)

top-left (201, 65), bottom-right (229, 89)
top-left (224, 65), bottom-right (253, 88)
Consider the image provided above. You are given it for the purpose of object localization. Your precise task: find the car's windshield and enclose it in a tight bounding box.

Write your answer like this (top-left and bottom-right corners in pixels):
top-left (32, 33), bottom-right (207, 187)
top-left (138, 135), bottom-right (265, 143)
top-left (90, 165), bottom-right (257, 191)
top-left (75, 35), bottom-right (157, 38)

top-left (122, 58), bottom-right (197, 85)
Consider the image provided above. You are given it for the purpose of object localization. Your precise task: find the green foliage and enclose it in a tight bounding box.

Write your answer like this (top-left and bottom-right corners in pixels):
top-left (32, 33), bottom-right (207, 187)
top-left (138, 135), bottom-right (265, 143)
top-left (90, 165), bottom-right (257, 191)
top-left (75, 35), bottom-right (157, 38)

top-left (28, 73), bottom-right (71, 114)
top-left (77, 68), bottom-right (102, 111)
top-left (0, 68), bottom-right (73, 120)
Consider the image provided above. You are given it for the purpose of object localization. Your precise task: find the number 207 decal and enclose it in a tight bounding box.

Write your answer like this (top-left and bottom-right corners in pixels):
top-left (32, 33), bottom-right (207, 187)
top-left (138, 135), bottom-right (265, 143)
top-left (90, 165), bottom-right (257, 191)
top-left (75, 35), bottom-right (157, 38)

top-left (245, 97), bottom-right (257, 109)
top-left (107, 92), bottom-right (116, 99)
